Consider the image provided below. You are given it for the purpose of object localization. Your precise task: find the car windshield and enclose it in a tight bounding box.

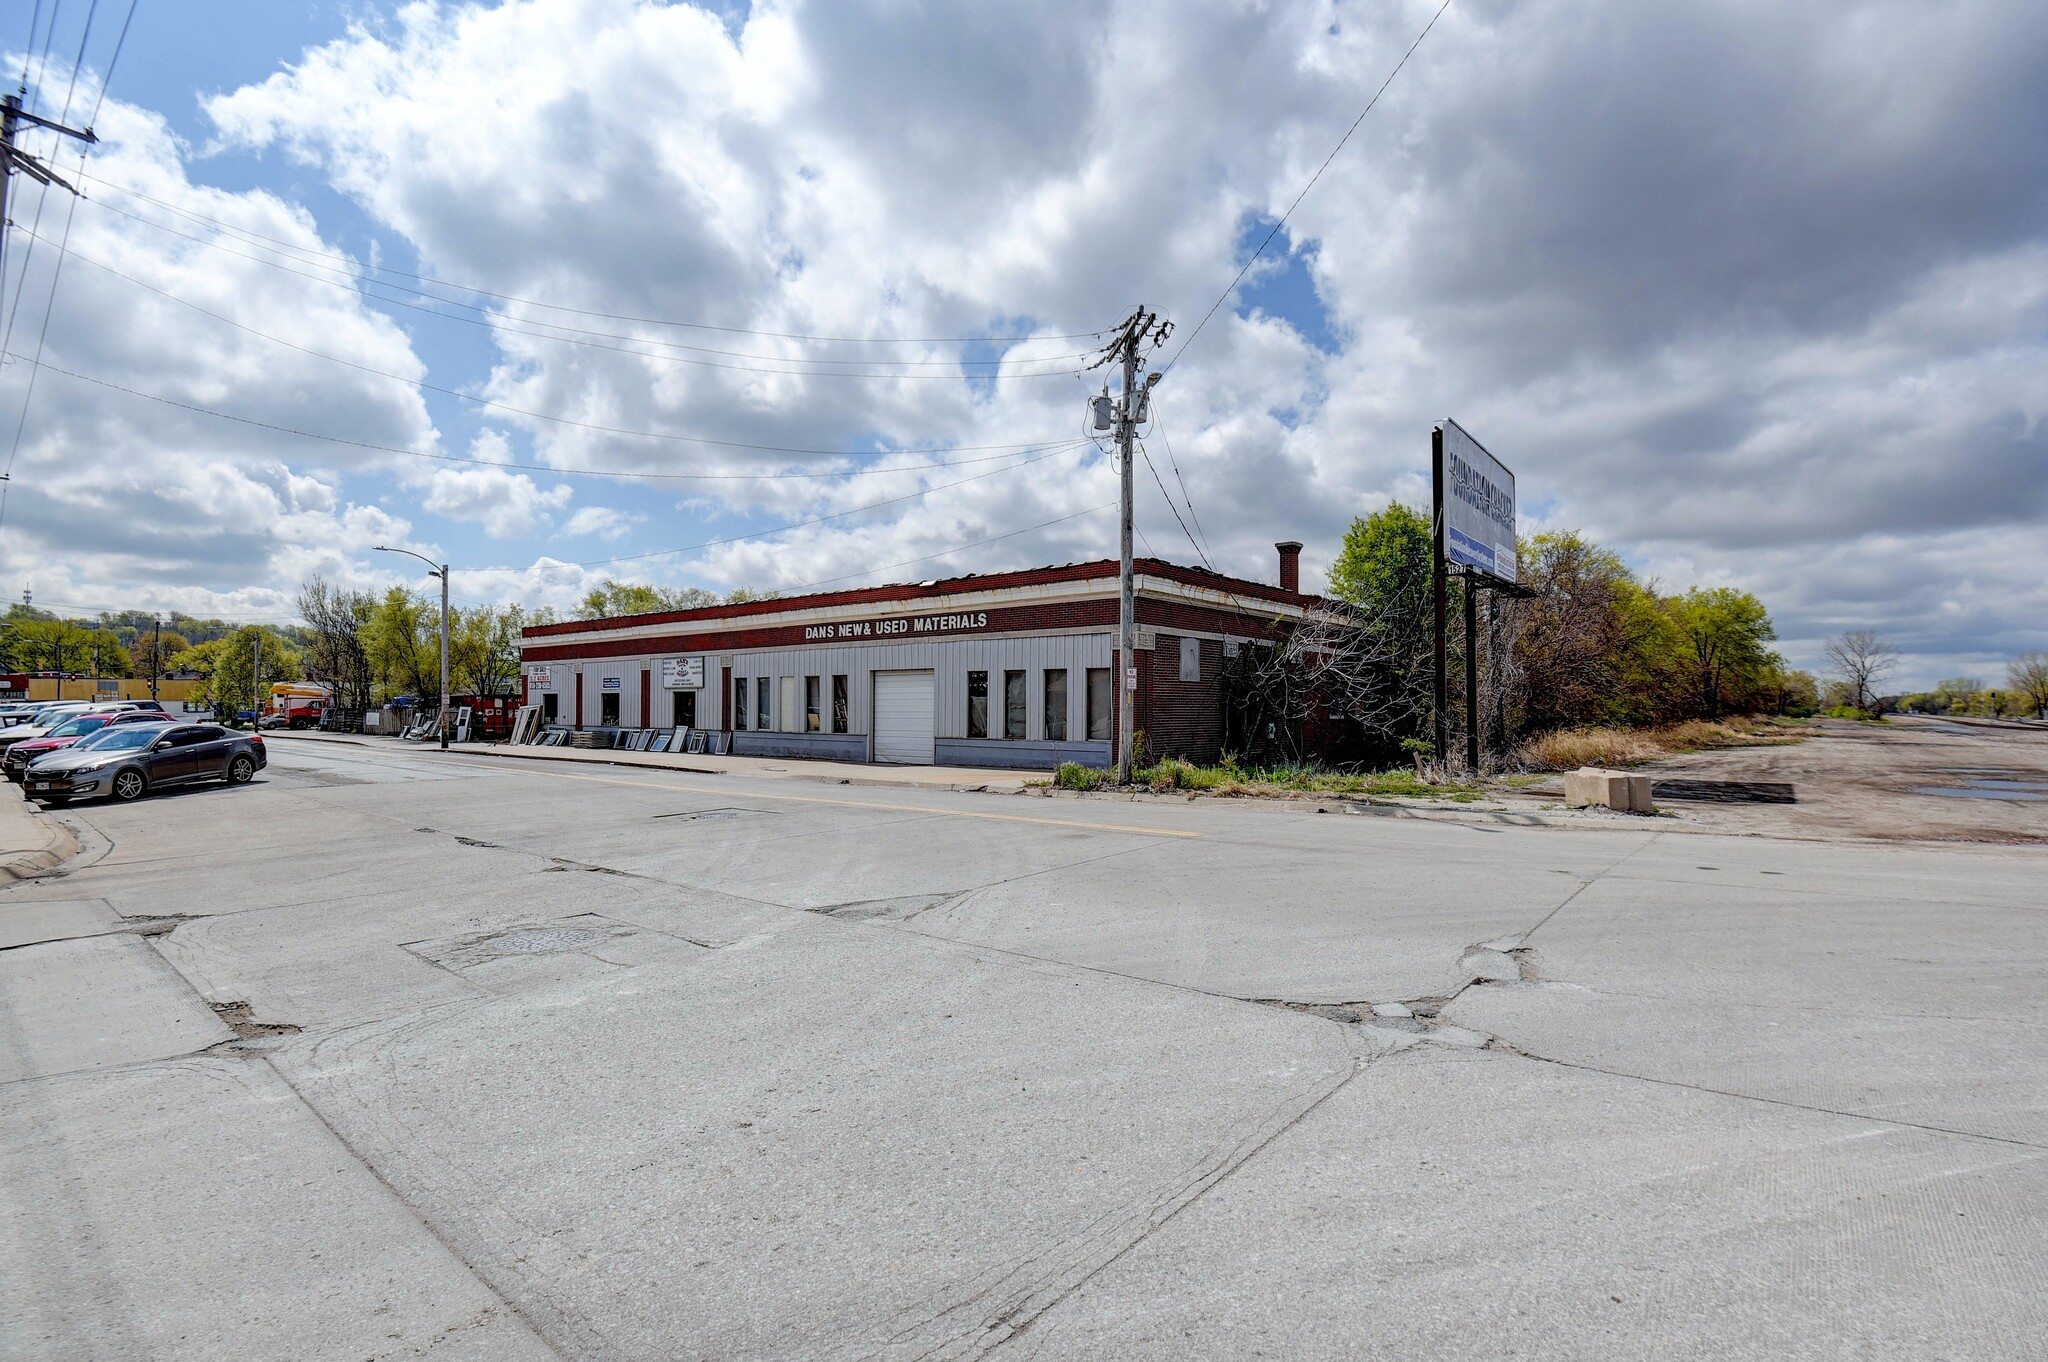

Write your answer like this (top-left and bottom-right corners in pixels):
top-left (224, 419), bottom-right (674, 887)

top-left (75, 726), bottom-right (158, 753)
top-left (74, 720), bottom-right (163, 753)
top-left (47, 715), bottom-right (110, 739)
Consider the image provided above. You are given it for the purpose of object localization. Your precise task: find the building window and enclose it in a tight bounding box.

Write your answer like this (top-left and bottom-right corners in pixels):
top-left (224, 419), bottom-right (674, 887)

top-left (831, 675), bottom-right (848, 733)
top-left (1180, 636), bottom-right (1200, 682)
top-left (1086, 667), bottom-right (1112, 741)
top-left (756, 677), bottom-right (771, 731)
top-left (1044, 669), bottom-right (1067, 742)
top-left (734, 676), bottom-right (748, 729)
top-left (672, 691), bottom-right (695, 728)
top-left (805, 676), bottom-right (821, 732)
top-left (967, 670), bottom-right (988, 738)
top-left (1004, 670), bottom-right (1026, 739)
top-left (600, 694), bottom-right (621, 728)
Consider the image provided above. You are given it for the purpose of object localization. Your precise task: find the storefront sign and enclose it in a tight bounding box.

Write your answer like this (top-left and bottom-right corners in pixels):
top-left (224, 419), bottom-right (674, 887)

top-left (528, 666), bottom-right (552, 688)
top-left (803, 611), bottom-right (990, 642)
top-left (601, 676), bottom-right (622, 691)
top-left (661, 657), bottom-right (704, 689)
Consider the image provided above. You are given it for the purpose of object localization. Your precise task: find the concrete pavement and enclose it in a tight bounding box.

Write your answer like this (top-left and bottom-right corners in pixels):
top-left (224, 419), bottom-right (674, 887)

top-left (1, 735), bottom-right (2043, 1359)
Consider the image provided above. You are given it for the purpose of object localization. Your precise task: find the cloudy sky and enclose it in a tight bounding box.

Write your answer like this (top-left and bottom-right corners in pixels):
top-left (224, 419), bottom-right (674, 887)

top-left (2, 0), bottom-right (2043, 689)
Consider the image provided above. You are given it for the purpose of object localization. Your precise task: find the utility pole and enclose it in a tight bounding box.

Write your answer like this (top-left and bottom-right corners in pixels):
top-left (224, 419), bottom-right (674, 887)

top-left (151, 616), bottom-right (161, 701)
top-left (1095, 307), bottom-right (1170, 784)
top-left (1, 92), bottom-right (97, 332)
top-left (251, 631), bottom-right (262, 729)
top-left (1116, 312), bottom-right (1143, 785)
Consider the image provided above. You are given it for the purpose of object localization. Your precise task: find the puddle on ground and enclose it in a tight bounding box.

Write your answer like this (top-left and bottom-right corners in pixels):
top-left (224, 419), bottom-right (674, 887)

top-left (1911, 781), bottom-right (2048, 801)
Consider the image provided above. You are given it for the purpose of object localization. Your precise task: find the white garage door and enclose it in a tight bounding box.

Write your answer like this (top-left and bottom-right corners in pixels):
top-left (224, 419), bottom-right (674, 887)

top-left (872, 669), bottom-right (935, 765)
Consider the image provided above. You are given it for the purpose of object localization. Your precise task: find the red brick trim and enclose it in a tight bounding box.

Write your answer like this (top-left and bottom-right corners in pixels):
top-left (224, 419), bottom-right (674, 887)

top-left (523, 557), bottom-right (1310, 641)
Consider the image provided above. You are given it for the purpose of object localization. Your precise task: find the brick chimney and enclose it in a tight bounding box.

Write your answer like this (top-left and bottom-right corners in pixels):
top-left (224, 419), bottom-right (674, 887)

top-left (1275, 541), bottom-right (1302, 594)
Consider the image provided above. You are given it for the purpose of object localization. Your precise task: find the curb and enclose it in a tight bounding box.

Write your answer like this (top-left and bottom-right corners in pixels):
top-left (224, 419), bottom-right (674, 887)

top-left (0, 790), bottom-right (81, 882)
top-left (430, 743), bottom-right (1037, 796)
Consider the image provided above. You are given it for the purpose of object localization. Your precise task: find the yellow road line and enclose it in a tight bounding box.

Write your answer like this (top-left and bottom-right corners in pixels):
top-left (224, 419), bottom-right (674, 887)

top-left (435, 757), bottom-right (1202, 839)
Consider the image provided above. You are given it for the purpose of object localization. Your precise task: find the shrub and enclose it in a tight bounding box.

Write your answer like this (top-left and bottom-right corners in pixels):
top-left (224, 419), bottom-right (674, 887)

top-left (1054, 761), bottom-right (1106, 790)
top-left (1143, 757), bottom-right (1231, 791)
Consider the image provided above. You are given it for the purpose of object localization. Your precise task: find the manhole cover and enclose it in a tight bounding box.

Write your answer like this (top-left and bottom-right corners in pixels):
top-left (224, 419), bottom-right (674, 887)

top-left (490, 927), bottom-right (599, 955)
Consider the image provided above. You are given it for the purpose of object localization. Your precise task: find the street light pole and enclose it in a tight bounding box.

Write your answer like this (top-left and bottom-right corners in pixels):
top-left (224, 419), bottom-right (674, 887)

top-left (437, 561), bottom-right (450, 750)
top-left (374, 546), bottom-right (452, 750)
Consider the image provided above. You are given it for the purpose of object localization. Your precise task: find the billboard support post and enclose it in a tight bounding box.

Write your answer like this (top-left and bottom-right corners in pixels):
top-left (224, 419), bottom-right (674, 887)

top-left (1431, 426), bottom-right (1449, 766)
top-left (1432, 419), bottom-right (1518, 773)
top-left (1464, 572), bottom-right (1480, 772)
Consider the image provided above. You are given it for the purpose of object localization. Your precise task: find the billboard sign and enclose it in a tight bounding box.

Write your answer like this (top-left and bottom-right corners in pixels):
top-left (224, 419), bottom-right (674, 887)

top-left (661, 656), bottom-right (704, 690)
top-left (1439, 419), bottom-right (1517, 583)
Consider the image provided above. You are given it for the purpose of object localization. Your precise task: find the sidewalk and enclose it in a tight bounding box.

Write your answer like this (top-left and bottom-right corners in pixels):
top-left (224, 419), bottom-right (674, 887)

top-left (0, 784), bottom-right (78, 882)
top-left (264, 728), bottom-right (1044, 793)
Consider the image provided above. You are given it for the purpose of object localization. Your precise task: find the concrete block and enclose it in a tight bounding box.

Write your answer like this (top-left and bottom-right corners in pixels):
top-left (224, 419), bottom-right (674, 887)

top-left (1564, 767), bottom-right (1652, 814)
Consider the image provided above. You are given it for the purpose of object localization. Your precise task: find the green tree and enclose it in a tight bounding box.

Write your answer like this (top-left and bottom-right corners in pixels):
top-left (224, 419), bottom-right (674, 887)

top-left (365, 588), bottom-right (440, 700)
top-left (132, 630), bottom-right (192, 682)
top-left (1657, 588), bottom-right (1778, 719)
top-left (11, 619), bottom-right (96, 673)
top-left (1507, 531), bottom-right (1655, 732)
top-left (173, 627), bottom-right (303, 717)
top-left (1321, 503), bottom-right (1437, 750)
top-left (452, 603), bottom-right (550, 697)
top-left (574, 579), bottom-right (771, 620)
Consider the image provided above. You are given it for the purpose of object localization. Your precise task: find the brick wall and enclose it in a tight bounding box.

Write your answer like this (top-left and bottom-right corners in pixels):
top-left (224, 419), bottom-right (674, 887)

top-left (1141, 634), bottom-right (1226, 763)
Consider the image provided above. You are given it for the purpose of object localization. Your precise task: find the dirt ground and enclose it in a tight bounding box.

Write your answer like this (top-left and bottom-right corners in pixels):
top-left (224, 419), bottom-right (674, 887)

top-left (1502, 715), bottom-right (2048, 845)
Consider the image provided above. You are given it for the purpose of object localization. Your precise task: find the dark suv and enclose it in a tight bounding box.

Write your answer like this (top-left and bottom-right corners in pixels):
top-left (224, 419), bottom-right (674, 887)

top-left (24, 723), bottom-right (266, 805)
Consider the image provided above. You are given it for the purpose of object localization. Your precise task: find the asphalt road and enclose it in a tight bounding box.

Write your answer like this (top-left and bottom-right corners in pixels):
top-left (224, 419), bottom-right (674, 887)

top-left (2, 738), bottom-right (2044, 1360)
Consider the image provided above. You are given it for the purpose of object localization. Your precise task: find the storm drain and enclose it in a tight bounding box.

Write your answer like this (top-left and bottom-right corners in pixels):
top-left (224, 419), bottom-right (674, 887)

top-left (489, 926), bottom-right (600, 955)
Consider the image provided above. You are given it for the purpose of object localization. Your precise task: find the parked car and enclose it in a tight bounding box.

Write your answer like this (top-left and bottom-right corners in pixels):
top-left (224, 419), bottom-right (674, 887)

top-left (0, 703), bottom-right (99, 751)
top-left (23, 723), bottom-right (266, 805)
top-left (3, 710), bottom-right (173, 780)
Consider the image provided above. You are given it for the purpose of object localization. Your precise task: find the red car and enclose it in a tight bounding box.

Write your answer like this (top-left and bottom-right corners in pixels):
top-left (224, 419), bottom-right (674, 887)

top-left (3, 710), bottom-right (172, 781)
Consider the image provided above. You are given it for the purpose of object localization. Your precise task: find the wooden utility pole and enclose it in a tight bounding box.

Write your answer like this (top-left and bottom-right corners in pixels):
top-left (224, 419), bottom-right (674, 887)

top-left (1115, 312), bottom-right (1143, 784)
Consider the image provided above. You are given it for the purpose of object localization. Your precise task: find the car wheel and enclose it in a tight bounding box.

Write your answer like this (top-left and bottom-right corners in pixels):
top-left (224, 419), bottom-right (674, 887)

top-left (228, 755), bottom-right (256, 784)
top-left (111, 768), bottom-right (147, 802)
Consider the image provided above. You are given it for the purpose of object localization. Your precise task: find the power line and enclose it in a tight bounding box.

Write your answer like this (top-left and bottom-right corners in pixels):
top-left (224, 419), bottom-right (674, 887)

top-left (76, 170), bottom-right (1116, 347)
top-left (1162, 0), bottom-right (1454, 374)
top-left (0, 3), bottom-right (118, 538)
top-left (80, 196), bottom-right (1103, 371)
top-left (1137, 442), bottom-right (1212, 571)
top-left (29, 222), bottom-right (1090, 382)
top-left (1152, 405), bottom-right (1214, 564)
top-left (18, 2), bottom-right (45, 94)
top-left (6, 350), bottom-right (1094, 479)
top-left (572, 441), bottom-right (1089, 569)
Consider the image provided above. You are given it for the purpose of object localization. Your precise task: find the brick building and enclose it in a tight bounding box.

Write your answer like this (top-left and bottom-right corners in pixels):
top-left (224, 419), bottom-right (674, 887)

top-left (519, 544), bottom-right (1315, 769)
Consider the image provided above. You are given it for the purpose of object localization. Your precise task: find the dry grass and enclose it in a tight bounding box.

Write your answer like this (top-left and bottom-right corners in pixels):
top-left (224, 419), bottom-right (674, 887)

top-left (1521, 716), bottom-right (1804, 771)
top-left (1522, 727), bottom-right (1664, 770)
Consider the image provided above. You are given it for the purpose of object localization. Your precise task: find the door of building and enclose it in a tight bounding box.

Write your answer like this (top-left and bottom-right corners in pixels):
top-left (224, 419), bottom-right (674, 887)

top-left (871, 670), bottom-right (935, 765)
top-left (672, 690), bottom-right (695, 728)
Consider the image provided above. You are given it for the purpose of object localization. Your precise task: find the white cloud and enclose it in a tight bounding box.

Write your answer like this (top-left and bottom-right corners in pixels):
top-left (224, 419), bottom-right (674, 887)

top-left (563, 505), bottom-right (640, 541)
top-left (415, 434), bottom-right (572, 537)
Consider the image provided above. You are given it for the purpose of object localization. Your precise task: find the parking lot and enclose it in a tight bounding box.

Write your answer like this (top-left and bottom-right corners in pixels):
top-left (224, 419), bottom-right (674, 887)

top-left (2, 733), bottom-right (2044, 1359)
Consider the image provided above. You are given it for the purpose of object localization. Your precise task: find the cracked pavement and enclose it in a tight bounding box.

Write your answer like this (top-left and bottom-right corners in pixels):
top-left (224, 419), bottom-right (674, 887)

top-left (2, 736), bottom-right (2044, 1360)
